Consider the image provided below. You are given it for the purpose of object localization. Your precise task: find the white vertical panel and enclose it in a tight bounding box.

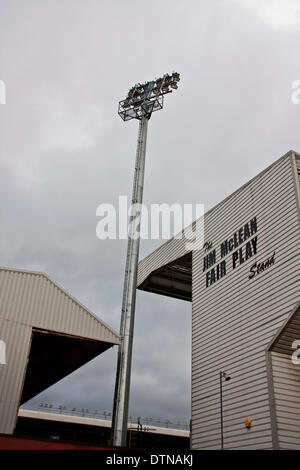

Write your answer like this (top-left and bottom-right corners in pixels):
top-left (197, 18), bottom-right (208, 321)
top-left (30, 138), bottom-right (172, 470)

top-left (271, 351), bottom-right (300, 449)
top-left (191, 152), bottom-right (300, 449)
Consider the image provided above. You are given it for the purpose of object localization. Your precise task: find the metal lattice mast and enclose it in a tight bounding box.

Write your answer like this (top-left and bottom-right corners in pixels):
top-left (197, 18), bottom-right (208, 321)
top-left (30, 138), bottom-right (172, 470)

top-left (112, 73), bottom-right (180, 447)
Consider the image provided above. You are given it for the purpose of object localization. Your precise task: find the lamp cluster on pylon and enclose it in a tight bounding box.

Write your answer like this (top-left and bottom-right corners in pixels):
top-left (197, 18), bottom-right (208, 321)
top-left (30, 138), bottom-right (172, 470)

top-left (118, 72), bottom-right (180, 121)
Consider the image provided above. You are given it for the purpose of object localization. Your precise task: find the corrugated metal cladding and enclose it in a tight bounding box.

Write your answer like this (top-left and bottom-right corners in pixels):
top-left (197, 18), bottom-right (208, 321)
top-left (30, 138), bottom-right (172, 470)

top-left (271, 352), bottom-right (300, 449)
top-left (137, 150), bottom-right (300, 449)
top-left (137, 231), bottom-right (192, 288)
top-left (192, 152), bottom-right (300, 450)
top-left (0, 268), bottom-right (120, 435)
top-left (267, 302), bottom-right (300, 449)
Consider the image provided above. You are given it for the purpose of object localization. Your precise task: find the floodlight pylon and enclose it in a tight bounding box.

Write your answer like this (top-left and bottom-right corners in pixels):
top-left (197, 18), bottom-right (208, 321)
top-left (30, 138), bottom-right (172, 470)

top-left (111, 72), bottom-right (180, 448)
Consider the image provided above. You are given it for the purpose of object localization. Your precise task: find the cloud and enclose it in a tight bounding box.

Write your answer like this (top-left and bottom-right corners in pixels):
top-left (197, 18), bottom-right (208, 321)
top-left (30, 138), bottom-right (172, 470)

top-left (38, 103), bottom-right (102, 152)
top-left (234, 0), bottom-right (300, 31)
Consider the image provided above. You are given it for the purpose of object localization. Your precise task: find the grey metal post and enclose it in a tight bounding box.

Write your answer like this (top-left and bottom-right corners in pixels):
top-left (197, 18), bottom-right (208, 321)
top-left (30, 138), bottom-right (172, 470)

top-left (219, 370), bottom-right (230, 450)
top-left (111, 72), bottom-right (180, 447)
top-left (112, 113), bottom-right (148, 447)
top-left (220, 371), bottom-right (224, 450)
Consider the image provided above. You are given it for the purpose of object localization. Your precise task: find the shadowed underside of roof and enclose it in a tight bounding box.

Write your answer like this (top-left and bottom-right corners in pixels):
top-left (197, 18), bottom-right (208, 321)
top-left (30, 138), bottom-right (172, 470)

top-left (138, 252), bottom-right (192, 301)
top-left (21, 329), bottom-right (113, 404)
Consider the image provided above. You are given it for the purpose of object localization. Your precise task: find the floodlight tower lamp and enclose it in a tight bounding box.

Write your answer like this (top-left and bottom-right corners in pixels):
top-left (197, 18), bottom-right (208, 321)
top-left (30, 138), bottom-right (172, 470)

top-left (112, 72), bottom-right (180, 448)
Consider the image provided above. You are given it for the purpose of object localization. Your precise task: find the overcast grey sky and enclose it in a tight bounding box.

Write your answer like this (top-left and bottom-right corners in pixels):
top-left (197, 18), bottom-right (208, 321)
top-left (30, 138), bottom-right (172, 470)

top-left (1, 0), bottom-right (300, 425)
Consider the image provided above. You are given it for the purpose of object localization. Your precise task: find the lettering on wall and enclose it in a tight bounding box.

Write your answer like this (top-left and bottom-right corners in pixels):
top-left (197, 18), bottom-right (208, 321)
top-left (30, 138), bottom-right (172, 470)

top-left (203, 241), bottom-right (213, 253)
top-left (203, 217), bottom-right (275, 288)
top-left (248, 252), bottom-right (275, 280)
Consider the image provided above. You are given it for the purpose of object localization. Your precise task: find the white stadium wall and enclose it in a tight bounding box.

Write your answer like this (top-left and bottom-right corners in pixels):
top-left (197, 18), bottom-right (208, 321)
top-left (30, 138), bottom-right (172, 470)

top-left (138, 150), bottom-right (300, 450)
top-left (192, 151), bottom-right (300, 449)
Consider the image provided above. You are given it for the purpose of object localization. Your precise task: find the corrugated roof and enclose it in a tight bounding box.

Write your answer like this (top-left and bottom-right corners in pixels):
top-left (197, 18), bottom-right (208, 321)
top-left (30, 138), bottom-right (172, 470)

top-left (0, 266), bottom-right (120, 344)
top-left (0, 266), bottom-right (121, 424)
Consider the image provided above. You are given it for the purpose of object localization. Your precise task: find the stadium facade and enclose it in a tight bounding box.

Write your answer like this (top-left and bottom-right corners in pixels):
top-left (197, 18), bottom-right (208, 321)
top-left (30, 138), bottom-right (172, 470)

top-left (138, 150), bottom-right (300, 450)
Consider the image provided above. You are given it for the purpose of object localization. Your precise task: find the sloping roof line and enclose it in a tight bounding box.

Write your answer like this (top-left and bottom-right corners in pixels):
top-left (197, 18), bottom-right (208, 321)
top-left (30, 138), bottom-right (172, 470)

top-left (267, 300), bottom-right (300, 353)
top-left (139, 149), bottom-right (297, 267)
top-left (0, 266), bottom-right (120, 342)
